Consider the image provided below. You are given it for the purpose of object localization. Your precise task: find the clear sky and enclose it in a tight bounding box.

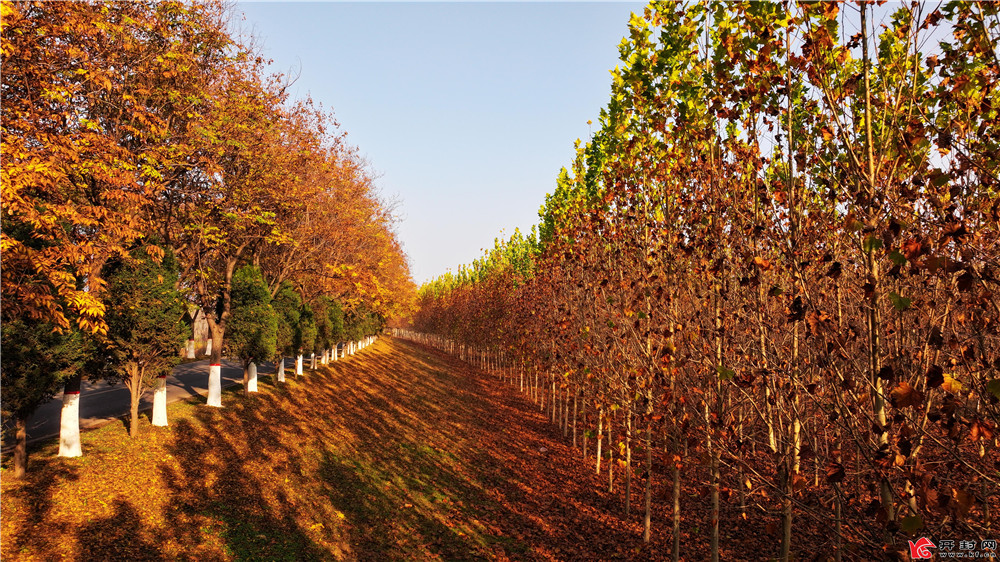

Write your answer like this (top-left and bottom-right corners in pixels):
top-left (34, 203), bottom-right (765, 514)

top-left (234, 2), bottom-right (645, 283)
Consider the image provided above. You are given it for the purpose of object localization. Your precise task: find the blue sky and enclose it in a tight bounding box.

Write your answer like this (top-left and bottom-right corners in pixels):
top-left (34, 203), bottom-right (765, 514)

top-left (234, 2), bottom-right (645, 283)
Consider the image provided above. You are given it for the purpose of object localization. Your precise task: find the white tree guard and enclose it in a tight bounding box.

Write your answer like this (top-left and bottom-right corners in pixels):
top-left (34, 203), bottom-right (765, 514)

top-left (277, 357), bottom-right (286, 382)
top-left (248, 362), bottom-right (258, 392)
top-left (207, 363), bottom-right (222, 407)
top-left (296, 355), bottom-right (303, 375)
top-left (58, 391), bottom-right (82, 457)
top-left (152, 375), bottom-right (168, 426)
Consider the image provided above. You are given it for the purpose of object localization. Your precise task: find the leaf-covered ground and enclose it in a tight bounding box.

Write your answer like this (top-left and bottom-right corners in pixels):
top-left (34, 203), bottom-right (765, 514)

top-left (4, 337), bottom-right (819, 560)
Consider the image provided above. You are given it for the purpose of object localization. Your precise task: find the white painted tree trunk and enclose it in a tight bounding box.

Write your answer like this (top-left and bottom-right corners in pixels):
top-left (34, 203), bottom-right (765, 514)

top-left (185, 339), bottom-right (196, 359)
top-left (152, 375), bottom-right (168, 426)
top-left (277, 357), bottom-right (286, 382)
top-left (296, 355), bottom-right (303, 375)
top-left (208, 363), bottom-right (222, 407)
top-left (58, 391), bottom-right (82, 457)
top-left (205, 339), bottom-right (213, 356)
top-left (310, 353), bottom-right (316, 370)
top-left (248, 362), bottom-right (258, 392)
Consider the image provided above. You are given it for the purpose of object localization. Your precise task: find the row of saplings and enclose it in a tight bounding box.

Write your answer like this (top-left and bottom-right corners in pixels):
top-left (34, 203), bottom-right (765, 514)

top-left (1, 246), bottom-right (382, 478)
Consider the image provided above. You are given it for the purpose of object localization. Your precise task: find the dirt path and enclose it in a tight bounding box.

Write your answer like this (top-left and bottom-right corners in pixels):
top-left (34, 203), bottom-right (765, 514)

top-left (2, 337), bottom-right (702, 560)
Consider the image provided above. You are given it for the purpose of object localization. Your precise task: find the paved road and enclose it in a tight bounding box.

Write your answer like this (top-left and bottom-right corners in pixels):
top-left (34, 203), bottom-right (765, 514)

top-left (21, 357), bottom-right (289, 444)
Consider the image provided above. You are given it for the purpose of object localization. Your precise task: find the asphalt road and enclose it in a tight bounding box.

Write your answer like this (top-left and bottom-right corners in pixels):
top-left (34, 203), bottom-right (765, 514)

top-left (21, 357), bottom-right (288, 444)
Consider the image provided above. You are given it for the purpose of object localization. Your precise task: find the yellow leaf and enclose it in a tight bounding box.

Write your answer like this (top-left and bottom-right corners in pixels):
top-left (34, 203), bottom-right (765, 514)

top-left (942, 373), bottom-right (963, 393)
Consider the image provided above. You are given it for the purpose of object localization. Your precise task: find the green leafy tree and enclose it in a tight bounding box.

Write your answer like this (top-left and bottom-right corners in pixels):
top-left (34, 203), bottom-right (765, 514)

top-left (228, 266), bottom-right (277, 395)
top-left (345, 303), bottom-right (384, 342)
top-left (1, 319), bottom-right (82, 478)
top-left (314, 296), bottom-right (332, 356)
top-left (271, 281), bottom-right (302, 376)
top-left (295, 302), bottom-right (317, 364)
top-left (327, 299), bottom-right (345, 348)
top-left (99, 247), bottom-right (186, 436)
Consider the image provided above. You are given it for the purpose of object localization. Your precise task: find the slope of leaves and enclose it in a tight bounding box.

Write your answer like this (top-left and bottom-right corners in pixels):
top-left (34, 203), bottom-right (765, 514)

top-left (0, 337), bottom-right (786, 560)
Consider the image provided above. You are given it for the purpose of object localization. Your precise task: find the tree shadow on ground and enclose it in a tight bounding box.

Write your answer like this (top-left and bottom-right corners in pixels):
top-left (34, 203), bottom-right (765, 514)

top-left (76, 499), bottom-right (165, 561)
top-left (383, 339), bottom-right (659, 560)
top-left (4, 338), bottom-right (673, 560)
top-left (309, 338), bottom-right (651, 560)
top-left (0, 449), bottom-right (81, 556)
top-left (159, 394), bottom-right (332, 561)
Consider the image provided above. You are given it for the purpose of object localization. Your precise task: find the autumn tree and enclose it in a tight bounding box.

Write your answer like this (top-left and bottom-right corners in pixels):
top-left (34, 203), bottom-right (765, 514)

top-left (405, 1), bottom-right (1000, 558)
top-left (166, 53), bottom-right (293, 405)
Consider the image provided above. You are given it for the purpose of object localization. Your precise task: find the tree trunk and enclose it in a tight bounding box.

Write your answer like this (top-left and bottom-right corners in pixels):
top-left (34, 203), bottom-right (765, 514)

top-left (572, 386), bottom-right (578, 448)
top-left (705, 398), bottom-right (718, 562)
top-left (277, 356), bottom-right (285, 382)
top-left (608, 410), bottom-right (615, 493)
top-left (563, 387), bottom-right (570, 437)
top-left (152, 375), bottom-right (168, 426)
top-left (534, 368), bottom-right (540, 408)
top-left (128, 367), bottom-right (142, 438)
top-left (644, 420), bottom-right (653, 543)
top-left (58, 374), bottom-right (82, 457)
top-left (596, 407), bottom-right (604, 475)
top-left (242, 362), bottom-right (249, 397)
top-left (672, 437), bottom-right (681, 562)
top-left (625, 408), bottom-right (632, 518)
top-left (12, 415), bottom-right (28, 479)
top-left (859, 1), bottom-right (896, 537)
top-left (782, 325), bottom-right (801, 561)
top-left (551, 376), bottom-right (557, 424)
top-left (248, 362), bottom-right (258, 392)
top-left (129, 391), bottom-right (140, 437)
top-left (834, 483), bottom-right (843, 562)
top-left (126, 363), bottom-right (145, 437)
top-left (207, 322), bottom-right (224, 407)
